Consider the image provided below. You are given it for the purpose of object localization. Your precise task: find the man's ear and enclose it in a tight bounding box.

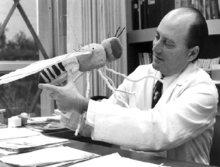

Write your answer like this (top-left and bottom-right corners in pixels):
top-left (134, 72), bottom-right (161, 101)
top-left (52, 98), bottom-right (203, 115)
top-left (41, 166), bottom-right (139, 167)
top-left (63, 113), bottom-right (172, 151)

top-left (188, 46), bottom-right (199, 62)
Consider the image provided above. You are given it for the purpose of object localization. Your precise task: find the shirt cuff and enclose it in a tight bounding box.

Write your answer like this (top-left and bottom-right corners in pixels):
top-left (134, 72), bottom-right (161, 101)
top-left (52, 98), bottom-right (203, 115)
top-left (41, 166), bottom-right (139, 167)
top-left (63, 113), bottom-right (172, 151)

top-left (86, 99), bottom-right (97, 127)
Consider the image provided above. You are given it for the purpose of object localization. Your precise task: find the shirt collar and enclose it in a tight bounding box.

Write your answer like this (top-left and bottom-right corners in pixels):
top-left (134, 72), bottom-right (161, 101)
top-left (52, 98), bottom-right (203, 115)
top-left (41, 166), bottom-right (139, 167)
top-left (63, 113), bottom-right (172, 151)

top-left (162, 73), bottom-right (180, 93)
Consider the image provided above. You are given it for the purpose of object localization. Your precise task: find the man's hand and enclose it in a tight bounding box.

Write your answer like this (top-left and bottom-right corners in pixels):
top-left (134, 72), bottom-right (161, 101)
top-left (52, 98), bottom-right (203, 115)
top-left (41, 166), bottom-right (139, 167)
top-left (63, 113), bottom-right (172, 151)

top-left (38, 70), bottom-right (89, 114)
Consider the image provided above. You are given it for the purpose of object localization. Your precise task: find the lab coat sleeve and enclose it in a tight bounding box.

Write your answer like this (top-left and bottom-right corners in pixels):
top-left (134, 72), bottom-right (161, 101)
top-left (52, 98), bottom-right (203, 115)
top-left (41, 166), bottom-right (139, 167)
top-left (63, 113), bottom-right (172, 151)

top-left (88, 80), bottom-right (218, 151)
top-left (60, 110), bottom-right (93, 137)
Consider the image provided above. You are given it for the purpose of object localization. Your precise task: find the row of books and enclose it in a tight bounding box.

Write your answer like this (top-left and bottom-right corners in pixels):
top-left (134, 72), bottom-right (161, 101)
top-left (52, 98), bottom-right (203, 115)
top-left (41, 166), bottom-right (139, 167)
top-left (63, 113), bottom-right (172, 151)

top-left (132, 0), bottom-right (220, 30)
top-left (196, 57), bottom-right (220, 70)
top-left (138, 52), bottom-right (220, 71)
top-left (138, 52), bottom-right (152, 65)
top-left (132, 0), bottom-right (174, 29)
top-left (176, 0), bottom-right (220, 20)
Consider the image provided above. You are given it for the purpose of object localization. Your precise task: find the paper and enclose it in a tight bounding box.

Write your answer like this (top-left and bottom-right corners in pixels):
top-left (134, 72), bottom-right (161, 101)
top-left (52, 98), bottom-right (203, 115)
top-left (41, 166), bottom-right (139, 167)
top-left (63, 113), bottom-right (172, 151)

top-left (0, 128), bottom-right (41, 141)
top-left (0, 135), bottom-right (69, 152)
top-left (27, 116), bottom-right (61, 124)
top-left (68, 153), bottom-right (164, 167)
top-left (0, 146), bottom-right (99, 166)
top-left (0, 148), bottom-right (17, 155)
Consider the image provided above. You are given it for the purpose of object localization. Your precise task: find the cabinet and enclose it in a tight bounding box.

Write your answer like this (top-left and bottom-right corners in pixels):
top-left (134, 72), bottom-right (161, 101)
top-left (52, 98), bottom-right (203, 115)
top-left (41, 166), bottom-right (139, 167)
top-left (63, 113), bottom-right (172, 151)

top-left (126, 0), bottom-right (220, 74)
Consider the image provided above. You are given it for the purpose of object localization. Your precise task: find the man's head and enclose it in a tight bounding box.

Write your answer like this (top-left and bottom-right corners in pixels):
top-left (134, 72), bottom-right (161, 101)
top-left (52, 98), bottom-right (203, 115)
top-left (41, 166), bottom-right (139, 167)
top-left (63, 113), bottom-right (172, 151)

top-left (152, 7), bottom-right (208, 76)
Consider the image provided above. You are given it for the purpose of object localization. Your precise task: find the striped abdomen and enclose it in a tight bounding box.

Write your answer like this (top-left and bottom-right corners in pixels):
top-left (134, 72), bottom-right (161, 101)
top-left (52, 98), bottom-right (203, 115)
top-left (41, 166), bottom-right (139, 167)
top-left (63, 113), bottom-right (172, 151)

top-left (39, 62), bottom-right (66, 84)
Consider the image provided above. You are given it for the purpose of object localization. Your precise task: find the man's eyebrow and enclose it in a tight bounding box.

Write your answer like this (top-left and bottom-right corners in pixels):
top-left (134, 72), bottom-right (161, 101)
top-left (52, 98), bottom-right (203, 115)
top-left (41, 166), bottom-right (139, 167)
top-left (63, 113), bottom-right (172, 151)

top-left (155, 30), bottom-right (175, 44)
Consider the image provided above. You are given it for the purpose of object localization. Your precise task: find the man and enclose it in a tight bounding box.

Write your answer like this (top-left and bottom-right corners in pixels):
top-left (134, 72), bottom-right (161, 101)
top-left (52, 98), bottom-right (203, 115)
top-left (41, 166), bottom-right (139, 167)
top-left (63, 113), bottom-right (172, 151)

top-left (39, 7), bottom-right (218, 165)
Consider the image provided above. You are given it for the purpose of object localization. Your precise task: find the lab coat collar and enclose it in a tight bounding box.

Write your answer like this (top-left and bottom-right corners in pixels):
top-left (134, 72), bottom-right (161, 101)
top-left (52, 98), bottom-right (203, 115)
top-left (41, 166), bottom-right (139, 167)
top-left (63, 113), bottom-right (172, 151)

top-left (175, 63), bottom-right (197, 86)
top-left (154, 63), bottom-right (196, 108)
top-left (149, 63), bottom-right (196, 87)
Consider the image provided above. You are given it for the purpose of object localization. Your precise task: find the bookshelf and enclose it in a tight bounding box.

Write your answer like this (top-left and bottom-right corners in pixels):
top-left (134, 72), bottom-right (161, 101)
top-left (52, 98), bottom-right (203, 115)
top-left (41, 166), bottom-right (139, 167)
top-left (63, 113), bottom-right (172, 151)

top-left (126, 0), bottom-right (220, 74)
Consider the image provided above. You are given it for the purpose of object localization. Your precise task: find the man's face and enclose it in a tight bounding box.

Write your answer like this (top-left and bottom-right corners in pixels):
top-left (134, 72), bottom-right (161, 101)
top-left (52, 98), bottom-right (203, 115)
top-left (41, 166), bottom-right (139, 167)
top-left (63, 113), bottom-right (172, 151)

top-left (152, 14), bottom-right (193, 76)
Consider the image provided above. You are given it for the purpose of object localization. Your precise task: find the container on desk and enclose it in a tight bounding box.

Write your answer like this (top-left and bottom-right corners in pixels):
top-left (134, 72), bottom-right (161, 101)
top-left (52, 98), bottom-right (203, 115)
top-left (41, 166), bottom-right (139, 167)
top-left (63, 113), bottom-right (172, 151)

top-left (8, 116), bottom-right (21, 128)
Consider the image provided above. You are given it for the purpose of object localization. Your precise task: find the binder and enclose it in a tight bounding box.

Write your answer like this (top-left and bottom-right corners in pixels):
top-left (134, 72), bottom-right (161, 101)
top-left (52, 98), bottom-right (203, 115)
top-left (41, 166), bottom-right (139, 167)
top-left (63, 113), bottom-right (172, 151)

top-left (211, 0), bottom-right (220, 19)
top-left (202, 0), bottom-right (207, 19)
top-left (147, 0), bottom-right (162, 28)
top-left (132, 0), bottom-right (140, 30)
top-left (141, 0), bottom-right (148, 29)
top-left (205, 0), bottom-right (213, 19)
top-left (181, 0), bottom-right (192, 7)
top-left (175, 0), bottom-right (181, 8)
top-left (163, 0), bottom-right (175, 16)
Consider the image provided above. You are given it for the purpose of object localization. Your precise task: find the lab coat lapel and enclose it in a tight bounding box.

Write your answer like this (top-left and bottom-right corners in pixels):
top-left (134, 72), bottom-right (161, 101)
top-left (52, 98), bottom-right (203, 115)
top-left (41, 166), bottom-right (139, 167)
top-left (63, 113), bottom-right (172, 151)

top-left (155, 63), bottom-right (196, 107)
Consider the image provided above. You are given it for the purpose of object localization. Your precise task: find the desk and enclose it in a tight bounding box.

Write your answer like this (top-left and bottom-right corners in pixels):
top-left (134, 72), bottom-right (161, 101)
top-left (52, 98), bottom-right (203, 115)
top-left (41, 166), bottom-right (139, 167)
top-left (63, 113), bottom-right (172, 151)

top-left (0, 139), bottom-right (216, 167)
top-left (66, 140), bottom-right (217, 167)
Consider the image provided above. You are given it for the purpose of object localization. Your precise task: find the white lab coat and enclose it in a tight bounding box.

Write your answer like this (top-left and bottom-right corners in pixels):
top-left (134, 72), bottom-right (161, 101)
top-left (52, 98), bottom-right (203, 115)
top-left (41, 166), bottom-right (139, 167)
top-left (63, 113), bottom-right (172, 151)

top-left (86, 63), bottom-right (218, 165)
top-left (62, 63), bottom-right (218, 165)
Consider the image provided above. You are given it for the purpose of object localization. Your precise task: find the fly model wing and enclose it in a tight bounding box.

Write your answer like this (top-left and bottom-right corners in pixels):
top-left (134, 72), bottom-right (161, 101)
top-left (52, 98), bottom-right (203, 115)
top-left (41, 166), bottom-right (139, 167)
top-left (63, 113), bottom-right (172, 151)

top-left (0, 52), bottom-right (83, 85)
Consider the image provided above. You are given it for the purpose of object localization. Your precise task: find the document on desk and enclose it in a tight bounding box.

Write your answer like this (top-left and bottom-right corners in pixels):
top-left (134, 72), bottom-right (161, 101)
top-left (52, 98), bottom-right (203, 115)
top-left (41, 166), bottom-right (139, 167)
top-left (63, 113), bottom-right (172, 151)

top-left (46, 153), bottom-right (167, 167)
top-left (0, 146), bottom-right (99, 166)
top-left (0, 127), bottom-right (41, 141)
top-left (64, 153), bottom-right (165, 167)
top-left (27, 115), bottom-right (61, 124)
top-left (0, 135), bottom-right (70, 153)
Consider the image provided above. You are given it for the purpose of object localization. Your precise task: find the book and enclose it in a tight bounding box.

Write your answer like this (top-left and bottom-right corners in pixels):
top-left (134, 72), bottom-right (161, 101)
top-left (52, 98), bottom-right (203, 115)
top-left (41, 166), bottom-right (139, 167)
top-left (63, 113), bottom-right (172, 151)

top-left (181, 0), bottom-right (193, 7)
top-left (194, 0), bottom-right (203, 13)
top-left (143, 52), bottom-right (152, 64)
top-left (163, 0), bottom-right (175, 16)
top-left (141, 0), bottom-right (148, 29)
top-left (175, 0), bottom-right (181, 8)
top-left (205, 0), bottom-right (213, 19)
top-left (138, 52), bottom-right (144, 65)
top-left (147, 0), bottom-right (162, 28)
top-left (211, 0), bottom-right (220, 19)
top-left (132, 0), bottom-right (140, 30)
top-left (138, 0), bottom-right (142, 29)
top-left (202, 0), bottom-right (207, 19)
top-left (218, 0), bottom-right (220, 15)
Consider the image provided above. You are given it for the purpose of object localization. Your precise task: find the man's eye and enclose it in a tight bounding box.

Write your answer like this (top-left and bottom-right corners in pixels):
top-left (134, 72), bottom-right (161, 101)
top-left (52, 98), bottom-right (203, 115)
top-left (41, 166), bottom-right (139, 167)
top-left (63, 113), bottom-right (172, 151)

top-left (155, 35), bottom-right (159, 40)
top-left (165, 41), bottom-right (174, 47)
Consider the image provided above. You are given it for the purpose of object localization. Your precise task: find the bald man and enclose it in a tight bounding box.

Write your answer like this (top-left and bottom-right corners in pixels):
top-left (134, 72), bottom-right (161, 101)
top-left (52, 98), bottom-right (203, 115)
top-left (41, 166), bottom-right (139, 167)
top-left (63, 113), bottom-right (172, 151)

top-left (39, 7), bottom-right (218, 165)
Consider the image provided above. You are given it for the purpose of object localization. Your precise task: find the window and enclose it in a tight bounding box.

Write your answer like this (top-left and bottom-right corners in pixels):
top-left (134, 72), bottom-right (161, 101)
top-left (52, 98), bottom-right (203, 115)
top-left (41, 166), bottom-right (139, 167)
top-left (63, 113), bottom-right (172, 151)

top-left (0, 0), bottom-right (40, 123)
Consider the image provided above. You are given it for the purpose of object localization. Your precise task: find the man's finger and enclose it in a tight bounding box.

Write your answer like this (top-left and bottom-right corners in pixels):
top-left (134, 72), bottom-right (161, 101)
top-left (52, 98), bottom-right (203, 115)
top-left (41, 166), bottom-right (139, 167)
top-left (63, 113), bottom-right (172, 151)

top-left (38, 83), bottom-right (58, 92)
top-left (66, 70), bottom-right (74, 85)
top-left (51, 73), bottom-right (67, 85)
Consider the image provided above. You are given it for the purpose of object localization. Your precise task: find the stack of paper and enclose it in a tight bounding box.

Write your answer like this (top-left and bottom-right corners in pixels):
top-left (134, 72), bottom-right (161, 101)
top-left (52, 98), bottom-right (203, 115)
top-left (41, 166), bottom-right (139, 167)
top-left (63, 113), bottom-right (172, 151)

top-left (196, 57), bottom-right (220, 71)
top-left (0, 128), bottom-right (41, 141)
top-left (0, 146), bottom-right (99, 167)
top-left (69, 153), bottom-right (165, 167)
top-left (0, 135), bottom-right (69, 153)
top-left (27, 115), bottom-right (61, 124)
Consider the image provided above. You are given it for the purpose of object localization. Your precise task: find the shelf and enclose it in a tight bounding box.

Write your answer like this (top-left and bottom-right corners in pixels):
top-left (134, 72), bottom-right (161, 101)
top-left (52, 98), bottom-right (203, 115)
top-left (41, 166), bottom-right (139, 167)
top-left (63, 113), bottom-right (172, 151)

top-left (127, 28), bottom-right (156, 44)
top-left (207, 20), bottom-right (220, 35)
top-left (128, 19), bottom-right (220, 44)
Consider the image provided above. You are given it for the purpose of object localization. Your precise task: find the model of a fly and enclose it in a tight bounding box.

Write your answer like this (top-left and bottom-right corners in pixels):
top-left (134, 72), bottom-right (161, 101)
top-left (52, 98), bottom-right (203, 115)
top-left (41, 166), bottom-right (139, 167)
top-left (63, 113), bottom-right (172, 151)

top-left (0, 27), bottom-right (163, 108)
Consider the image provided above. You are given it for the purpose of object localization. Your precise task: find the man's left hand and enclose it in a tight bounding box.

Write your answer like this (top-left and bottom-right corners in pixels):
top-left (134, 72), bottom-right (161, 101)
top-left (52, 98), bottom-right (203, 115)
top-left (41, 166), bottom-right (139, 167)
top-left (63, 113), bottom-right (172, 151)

top-left (38, 70), bottom-right (89, 114)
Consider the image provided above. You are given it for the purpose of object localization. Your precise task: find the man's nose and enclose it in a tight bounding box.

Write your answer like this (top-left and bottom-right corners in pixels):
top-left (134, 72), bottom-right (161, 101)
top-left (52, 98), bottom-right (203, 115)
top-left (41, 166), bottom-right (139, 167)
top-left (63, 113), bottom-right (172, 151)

top-left (152, 39), bottom-right (162, 54)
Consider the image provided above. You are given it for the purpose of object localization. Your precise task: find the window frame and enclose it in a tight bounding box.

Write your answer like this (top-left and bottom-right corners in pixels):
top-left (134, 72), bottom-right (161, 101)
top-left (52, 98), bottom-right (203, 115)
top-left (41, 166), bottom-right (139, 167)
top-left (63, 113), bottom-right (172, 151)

top-left (0, 0), bottom-right (67, 116)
